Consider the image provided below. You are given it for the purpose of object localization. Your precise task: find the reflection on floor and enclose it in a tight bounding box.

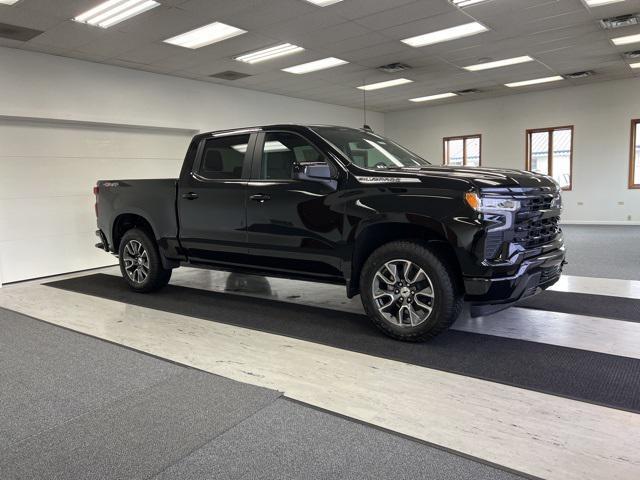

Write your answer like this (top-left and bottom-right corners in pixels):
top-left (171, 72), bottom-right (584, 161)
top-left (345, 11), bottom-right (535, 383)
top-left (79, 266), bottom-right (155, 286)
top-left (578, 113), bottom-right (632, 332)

top-left (1, 266), bottom-right (639, 480)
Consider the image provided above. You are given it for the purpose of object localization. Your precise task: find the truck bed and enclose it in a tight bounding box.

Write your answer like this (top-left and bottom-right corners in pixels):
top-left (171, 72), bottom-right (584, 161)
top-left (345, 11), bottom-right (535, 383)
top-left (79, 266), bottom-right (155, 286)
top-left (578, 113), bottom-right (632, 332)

top-left (96, 179), bottom-right (179, 255)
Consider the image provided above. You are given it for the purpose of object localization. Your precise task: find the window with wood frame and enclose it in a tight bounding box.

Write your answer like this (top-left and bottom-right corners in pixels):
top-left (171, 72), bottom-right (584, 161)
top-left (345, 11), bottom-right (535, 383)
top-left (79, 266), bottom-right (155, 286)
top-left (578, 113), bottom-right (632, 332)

top-left (526, 126), bottom-right (573, 190)
top-left (443, 135), bottom-right (481, 167)
top-left (630, 119), bottom-right (640, 189)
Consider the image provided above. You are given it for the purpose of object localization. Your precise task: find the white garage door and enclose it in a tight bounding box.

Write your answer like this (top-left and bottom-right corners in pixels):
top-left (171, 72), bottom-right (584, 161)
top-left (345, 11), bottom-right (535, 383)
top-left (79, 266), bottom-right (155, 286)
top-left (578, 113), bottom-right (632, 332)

top-left (0, 119), bottom-right (193, 284)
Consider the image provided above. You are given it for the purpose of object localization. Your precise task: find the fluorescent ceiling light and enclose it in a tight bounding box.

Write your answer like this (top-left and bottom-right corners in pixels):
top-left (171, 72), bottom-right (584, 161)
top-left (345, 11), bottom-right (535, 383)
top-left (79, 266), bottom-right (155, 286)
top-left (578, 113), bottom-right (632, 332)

top-left (584, 0), bottom-right (625, 6)
top-left (304, 0), bottom-right (343, 6)
top-left (73, 0), bottom-right (159, 28)
top-left (164, 22), bottom-right (246, 49)
top-left (357, 78), bottom-right (413, 91)
top-left (236, 43), bottom-right (304, 64)
top-left (451, 0), bottom-right (488, 6)
top-left (631, 62), bottom-right (640, 68)
top-left (402, 22), bottom-right (488, 48)
top-left (282, 57), bottom-right (348, 74)
top-left (505, 76), bottom-right (564, 87)
top-left (464, 55), bottom-right (534, 71)
top-left (0, 0), bottom-right (21, 5)
top-left (409, 92), bottom-right (458, 102)
top-left (612, 33), bottom-right (640, 46)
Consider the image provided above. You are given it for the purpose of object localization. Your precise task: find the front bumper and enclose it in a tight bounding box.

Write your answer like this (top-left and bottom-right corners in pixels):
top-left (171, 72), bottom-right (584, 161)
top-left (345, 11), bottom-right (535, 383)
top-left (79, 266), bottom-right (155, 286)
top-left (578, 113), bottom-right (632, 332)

top-left (464, 244), bottom-right (566, 317)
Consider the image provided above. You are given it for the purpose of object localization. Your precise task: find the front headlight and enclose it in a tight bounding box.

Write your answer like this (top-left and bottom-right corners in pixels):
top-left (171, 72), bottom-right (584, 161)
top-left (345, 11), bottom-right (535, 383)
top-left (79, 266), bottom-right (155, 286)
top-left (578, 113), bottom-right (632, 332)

top-left (465, 192), bottom-right (520, 212)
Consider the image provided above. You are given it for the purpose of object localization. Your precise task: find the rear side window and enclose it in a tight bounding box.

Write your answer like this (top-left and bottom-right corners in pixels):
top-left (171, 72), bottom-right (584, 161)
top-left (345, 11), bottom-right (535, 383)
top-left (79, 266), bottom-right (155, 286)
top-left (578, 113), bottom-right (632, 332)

top-left (260, 132), bottom-right (327, 180)
top-left (198, 134), bottom-right (250, 179)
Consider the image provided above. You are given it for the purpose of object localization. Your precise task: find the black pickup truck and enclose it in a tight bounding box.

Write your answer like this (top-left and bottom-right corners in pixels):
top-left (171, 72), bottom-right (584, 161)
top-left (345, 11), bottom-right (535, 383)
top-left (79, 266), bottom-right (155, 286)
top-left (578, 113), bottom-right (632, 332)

top-left (94, 125), bottom-right (565, 341)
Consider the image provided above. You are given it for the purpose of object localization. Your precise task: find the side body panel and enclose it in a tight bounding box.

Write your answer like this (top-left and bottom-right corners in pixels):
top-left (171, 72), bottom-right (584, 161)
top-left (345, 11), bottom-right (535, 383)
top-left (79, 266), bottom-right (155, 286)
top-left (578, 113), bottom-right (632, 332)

top-left (244, 130), bottom-right (346, 280)
top-left (96, 179), bottom-right (181, 259)
top-left (176, 132), bottom-right (255, 266)
top-left (176, 177), bottom-right (249, 265)
top-left (338, 176), bottom-right (483, 284)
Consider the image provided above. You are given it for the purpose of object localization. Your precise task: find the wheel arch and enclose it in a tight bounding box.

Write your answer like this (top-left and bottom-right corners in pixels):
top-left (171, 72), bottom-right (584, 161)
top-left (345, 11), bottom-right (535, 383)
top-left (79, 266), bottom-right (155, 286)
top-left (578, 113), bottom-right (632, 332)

top-left (112, 212), bottom-right (179, 269)
top-left (347, 221), bottom-right (462, 297)
top-left (111, 212), bottom-right (157, 254)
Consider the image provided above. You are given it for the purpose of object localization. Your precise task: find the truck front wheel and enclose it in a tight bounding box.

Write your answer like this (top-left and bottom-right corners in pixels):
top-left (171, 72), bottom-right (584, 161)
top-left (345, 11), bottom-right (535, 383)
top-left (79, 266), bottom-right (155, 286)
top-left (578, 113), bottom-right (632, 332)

top-left (360, 241), bottom-right (463, 342)
top-left (118, 228), bottom-right (172, 293)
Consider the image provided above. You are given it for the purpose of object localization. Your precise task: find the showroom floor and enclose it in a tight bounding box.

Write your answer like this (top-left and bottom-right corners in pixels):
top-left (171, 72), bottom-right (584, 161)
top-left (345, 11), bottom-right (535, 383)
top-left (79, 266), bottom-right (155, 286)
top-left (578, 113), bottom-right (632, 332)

top-left (1, 259), bottom-right (639, 479)
top-left (1, 308), bottom-right (518, 480)
top-left (561, 225), bottom-right (640, 281)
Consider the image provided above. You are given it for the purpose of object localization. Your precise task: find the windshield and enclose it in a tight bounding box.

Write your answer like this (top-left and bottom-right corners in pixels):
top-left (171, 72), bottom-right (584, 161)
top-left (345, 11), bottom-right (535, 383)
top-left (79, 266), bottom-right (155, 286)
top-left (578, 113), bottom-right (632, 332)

top-left (311, 127), bottom-right (431, 169)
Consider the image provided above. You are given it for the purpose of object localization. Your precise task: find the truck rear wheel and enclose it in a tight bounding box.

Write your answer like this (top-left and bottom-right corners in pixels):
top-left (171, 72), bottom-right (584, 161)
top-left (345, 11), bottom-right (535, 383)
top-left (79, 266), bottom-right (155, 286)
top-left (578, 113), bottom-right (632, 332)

top-left (118, 228), bottom-right (172, 293)
top-left (360, 241), bottom-right (463, 342)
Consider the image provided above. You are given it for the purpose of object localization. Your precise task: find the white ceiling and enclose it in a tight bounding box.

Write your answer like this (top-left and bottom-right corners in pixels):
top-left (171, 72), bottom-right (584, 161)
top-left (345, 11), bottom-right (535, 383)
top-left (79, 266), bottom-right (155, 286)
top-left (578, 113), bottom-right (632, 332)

top-left (1, 0), bottom-right (639, 112)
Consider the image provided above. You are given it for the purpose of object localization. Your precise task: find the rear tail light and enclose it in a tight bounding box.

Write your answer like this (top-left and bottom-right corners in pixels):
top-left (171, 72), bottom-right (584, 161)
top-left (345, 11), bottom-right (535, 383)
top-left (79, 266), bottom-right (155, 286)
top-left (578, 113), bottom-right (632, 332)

top-left (93, 185), bottom-right (99, 217)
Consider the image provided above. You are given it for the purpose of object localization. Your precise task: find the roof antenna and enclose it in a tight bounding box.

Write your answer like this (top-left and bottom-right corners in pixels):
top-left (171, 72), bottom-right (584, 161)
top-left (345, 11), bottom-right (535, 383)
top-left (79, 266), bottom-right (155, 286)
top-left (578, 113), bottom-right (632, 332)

top-left (362, 83), bottom-right (372, 132)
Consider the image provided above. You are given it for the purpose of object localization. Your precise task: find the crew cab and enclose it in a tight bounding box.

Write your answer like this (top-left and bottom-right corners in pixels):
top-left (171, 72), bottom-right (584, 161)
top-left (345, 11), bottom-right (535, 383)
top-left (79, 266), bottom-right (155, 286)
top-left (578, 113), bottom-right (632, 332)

top-left (94, 125), bottom-right (565, 341)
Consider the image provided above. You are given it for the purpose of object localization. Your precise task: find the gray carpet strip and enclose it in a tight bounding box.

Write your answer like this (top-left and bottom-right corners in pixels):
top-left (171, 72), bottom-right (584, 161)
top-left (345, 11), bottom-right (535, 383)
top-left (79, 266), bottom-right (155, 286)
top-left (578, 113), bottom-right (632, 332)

top-left (154, 398), bottom-right (526, 480)
top-left (0, 307), bottom-right (528, 480)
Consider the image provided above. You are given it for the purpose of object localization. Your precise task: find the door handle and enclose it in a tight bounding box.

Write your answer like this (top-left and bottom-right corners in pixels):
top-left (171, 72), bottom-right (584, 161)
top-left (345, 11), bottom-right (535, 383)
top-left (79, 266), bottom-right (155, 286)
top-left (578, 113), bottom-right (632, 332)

top-left (250, 194), bottom-right (271, 203)
top-left (182, 192), bottom-right (199, 200)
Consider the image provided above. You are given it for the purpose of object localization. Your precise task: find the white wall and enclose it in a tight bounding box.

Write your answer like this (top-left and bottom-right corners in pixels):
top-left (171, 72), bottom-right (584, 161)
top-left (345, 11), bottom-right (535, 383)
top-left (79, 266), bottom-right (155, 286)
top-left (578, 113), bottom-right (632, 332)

top-left (384, 78), bottom-right (640, 224)
top-left (0, 47), bottom-right (383, 133)
top-left (0, 47), bottom-right (383, 285)
top-left (0, 120), bottom-right (190, 284)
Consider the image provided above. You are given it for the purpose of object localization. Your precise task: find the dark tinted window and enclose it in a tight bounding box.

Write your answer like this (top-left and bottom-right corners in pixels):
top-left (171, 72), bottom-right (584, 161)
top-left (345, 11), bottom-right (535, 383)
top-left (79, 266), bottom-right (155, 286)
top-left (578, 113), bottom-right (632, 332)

top-left (198, 134), bottom-right (250, 179)
top-left (261, 132), bottom-right (326, 180)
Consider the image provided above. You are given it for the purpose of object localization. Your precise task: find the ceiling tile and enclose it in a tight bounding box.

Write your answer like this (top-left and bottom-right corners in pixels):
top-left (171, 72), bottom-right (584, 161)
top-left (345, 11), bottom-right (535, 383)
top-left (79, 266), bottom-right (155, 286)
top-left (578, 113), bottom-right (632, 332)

top-left (25, 20), bottom-right (105, 51)
top-left (0, 0), bottom-right (636, 111)
top-left (353, 0), bottom-right (454, 30)
top-left (380, 10), bottom-right (478, 40)
top-left (0, 3), bottom-right (62, 30)
top-left (328, 0), bottom-right (425, 21)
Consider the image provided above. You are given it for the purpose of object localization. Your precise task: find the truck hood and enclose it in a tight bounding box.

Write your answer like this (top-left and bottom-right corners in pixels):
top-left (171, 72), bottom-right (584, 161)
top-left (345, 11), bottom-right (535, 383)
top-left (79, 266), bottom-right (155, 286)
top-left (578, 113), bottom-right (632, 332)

top-left (383, 165), bottom-right (558, 190)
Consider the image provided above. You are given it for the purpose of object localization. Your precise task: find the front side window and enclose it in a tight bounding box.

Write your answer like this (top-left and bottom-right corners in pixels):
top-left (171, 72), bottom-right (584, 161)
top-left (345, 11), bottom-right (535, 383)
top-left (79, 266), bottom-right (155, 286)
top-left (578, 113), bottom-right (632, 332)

top-left (630, 119), bottom-right (640, 189)
top-left (443, 135), bottom-right (481, 166)
top-left (261, 132), bottom-right (327, 180)
top-left (198, 134), bottom-right (250, 180)
top-left (312, 126), bottom-right (430, 170)
top-left (526, 126), bottom-right (573, 190)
